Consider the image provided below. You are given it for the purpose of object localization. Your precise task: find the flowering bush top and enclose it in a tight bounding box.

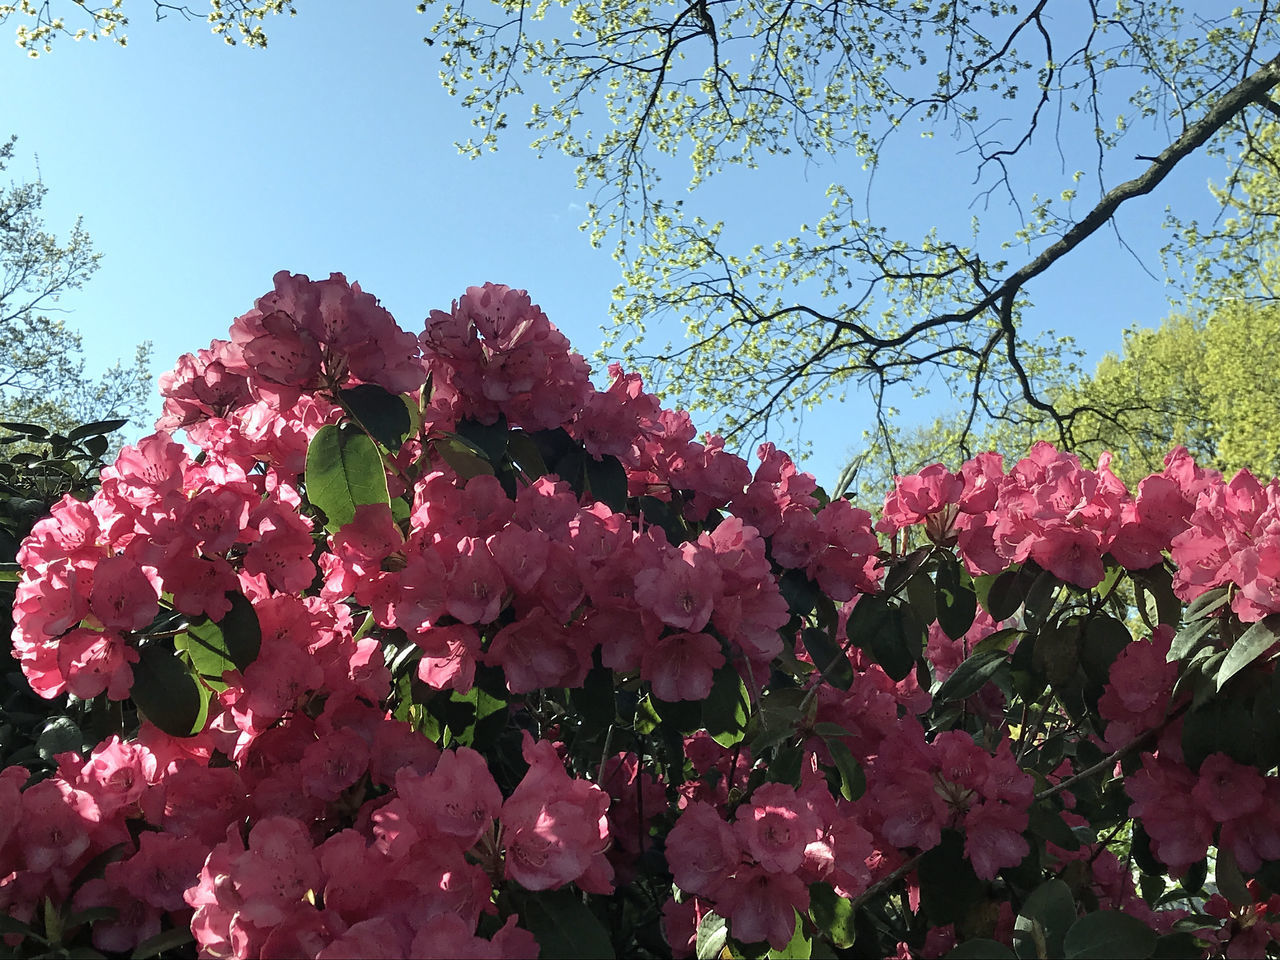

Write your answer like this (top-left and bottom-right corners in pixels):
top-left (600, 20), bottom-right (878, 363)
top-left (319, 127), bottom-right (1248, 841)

top-left (3, 271), bottom-right (1280, 959)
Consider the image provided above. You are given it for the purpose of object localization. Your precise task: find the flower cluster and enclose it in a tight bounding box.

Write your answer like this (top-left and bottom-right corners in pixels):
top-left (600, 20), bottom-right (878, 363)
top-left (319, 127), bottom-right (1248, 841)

top-left (4, 271), bottom-right (1279, 958)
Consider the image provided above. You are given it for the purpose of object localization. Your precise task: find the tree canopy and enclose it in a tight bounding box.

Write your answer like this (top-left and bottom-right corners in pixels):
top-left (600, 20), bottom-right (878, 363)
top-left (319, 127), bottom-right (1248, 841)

top-left (851, 300), bottom-right (1280, 500)
top-left (0, 136), bottom-right (151, 433)
top-left (11, 2), bottom-right (1280, 480)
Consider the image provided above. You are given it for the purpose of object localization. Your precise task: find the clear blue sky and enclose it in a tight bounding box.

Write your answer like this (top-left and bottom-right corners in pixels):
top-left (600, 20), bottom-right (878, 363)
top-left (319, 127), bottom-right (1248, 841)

top-left (0, 2), bottom-right (1233, 487)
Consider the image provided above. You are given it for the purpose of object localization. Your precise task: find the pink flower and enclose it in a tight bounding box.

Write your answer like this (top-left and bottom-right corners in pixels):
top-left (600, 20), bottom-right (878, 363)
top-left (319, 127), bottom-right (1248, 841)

top-left (735, 782), bottom-right (820, 874)
top-left (397, 746), bottom-right (502, 847)
top-left (501, 732), bottom-right (612, 892)
top-left (1192, 753), bottom-right (1266, 824)
top-left (634, 542), bottom-right (722, 631)
top-left (642, 631), bottom-right (725, 702)
top-left (666, 801), bottom-right (742, 898)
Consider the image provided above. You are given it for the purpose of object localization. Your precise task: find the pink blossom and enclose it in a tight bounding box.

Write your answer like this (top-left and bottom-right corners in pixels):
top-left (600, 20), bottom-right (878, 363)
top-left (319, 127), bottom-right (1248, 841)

top-left (642, 631), bottom-right (725, 702)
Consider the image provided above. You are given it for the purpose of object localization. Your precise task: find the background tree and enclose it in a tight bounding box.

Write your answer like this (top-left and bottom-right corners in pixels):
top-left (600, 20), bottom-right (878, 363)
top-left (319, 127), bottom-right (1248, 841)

top-left (415, 1), bottom-right (1280, 463)
top-left (846, 301), bottom-right (1280, 502)
top-left (0, 1), bottom-right (295, 55)
top-left (0, 135), bottom-right (151, 435)
top-left (11, 3), bottom-right (1280, 488)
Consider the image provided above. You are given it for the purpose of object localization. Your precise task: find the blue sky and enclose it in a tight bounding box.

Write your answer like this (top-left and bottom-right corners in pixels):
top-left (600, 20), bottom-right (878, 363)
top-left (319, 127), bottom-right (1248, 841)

top-left (0, 2), bottom-right (1234, 488)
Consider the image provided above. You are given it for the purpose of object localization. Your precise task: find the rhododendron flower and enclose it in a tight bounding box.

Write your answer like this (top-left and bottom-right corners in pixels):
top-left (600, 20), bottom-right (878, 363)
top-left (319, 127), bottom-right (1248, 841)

top-left (666, 801), bottom-right (743, 898)
top-left (642, 630), bottom-right (725, 702)
top-left (736, 782), bottom-right (821, 874)
top-left (501, 732), bottom-right (612, 892)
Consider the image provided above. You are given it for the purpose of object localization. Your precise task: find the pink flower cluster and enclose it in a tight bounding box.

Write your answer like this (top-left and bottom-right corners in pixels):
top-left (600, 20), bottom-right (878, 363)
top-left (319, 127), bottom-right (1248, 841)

top-left (1127, 742), bottom-right (1280, 878)
top-left (8, 270), bottom-right (1280, 958)
top-left (667, 772), bottom-right (875, 950)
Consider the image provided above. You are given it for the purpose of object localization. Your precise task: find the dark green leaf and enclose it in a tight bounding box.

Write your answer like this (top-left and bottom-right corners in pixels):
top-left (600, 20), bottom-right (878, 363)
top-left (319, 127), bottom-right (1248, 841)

top-left (507, 429), bottom-right (549, 481)
top-left (779, 569), bottom-right (821, 618)
top-left (131, 643), bottom-right (209, 738)
top-left (1022, 568), bottom-right (1060, 631)
top-left (1014, 878), bottom-right (1075, 960)
top-left (340, 383), bottom-right (413, 451)
top-left (584, 453), bottom-right (628, 514)
top-left (984, 567), bottom-right (1032, 622)
top-left (1150, 932), bottom-right (1207, 959)
top-left (1214, 846), bottom-right (1252, 908)
top-left (918, 831), bottom-right (982, 925)
top-left (1028, 803), bottom-right (1080, 852)
top-left (801, 626), bottom-right (854, 691)
top-left (808, 883), bottom-right (856, 949)
top-left (36, 716), bottom-right (86, 760)
top-left (570, 663), bottom-right (617, 729)
top-left (1169, 618), bottom-right (1217, 662)
top-left (1132, 565), bottom-right (1181, 628)
top-left (1183, 586), bottom-right (1229, 622)
top-left (0, 421), bottom-right (50, 439)
top-left (824, 737), bottom-right (865, 801)
top-left (1216, 614), bottom-right (1280, 690)
top-left (455, 415), bottom-right (510, 463)
top-left (704, 663), bottom-right (750, 748)
top-left (181, 591), bottom-right (261, 682)
top-left (883, 546), bottom-right (932, 598)
top-left (1063, 911), bottom-right (1157, 959)
top-left (935, 556), bottom-right (978, 641)
top-left (434, 435), bottom-right (497, 481)
top-left (846, 594), bottom-right (924, 682)
top-left (947, 940), bottom-right (1017, 959)
top-left (305, 423), bottom-right (392, 532)
top-left (134, 928), bottom-right (197, 959)
top-left (1080, 616), bottom-right (1131, 686)
top-left (517, 887), bottom-right (615, 959)
top-left (934, 649), bottom-right (1007, 702)
top-left (66, 419), bottom-right (129, 443)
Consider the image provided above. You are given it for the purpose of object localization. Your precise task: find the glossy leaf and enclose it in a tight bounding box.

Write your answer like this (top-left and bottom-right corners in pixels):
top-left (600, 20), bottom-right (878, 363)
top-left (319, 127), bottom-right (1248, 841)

top-left (935, 555), bottom-right (978, 640)
top-left (516, 887), bottom-right (615, 959)
top-left (306, 423), bottom-right (392, 532)
top-left (808, 883), bottom-right (856, 949)
top-left (697, 912), bottom-right (729, 960)
top-left (455, 414), bottom-right (510, 463)
top-left (801, 626), bottom-right (854, 691)
top-left (180, 592), bottom-right (261, 687)
top-left (704, 663), bottom-right (750, 747)
top-left (131, 643), bottom-right (209, 738)
top-left (1216, 614), bottom-right (1280, 690)
top-left (1062, 910), bottom-right (1157, 959)
top-left (934, 648), bottom-right (1007, 702)
top-left (1013, 879), bottom-right (1075, 960)
top-left (433, 435), bottom-right (496, 481)
top-left (847, 594), bottom-right (925, 682)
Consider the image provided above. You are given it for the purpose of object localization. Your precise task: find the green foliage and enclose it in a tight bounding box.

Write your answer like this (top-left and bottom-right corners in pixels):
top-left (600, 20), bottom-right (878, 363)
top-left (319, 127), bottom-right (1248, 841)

top-left (853, 300), bottom-right (1280, 499)
top-left (416, 1), bottom-right (1280, 459)
top-left (0, 417), bottom-right (126, 780)
top-left (0, 135), bottom-right (152, 437)
top-left (1, 0), bottom-right (297, 56)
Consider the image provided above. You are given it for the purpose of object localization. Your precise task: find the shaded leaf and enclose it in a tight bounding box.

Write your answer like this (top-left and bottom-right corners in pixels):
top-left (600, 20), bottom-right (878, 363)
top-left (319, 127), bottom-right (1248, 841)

top-left (1063, 911), bottom-right (1156, 959)
top-left (340, 383), bottom-right (413, 451)
top-left (934, 649), bottom-right (1007, 703)
top-left (516, 888), bottom-right (615, 959)
top-left (935, 556), bottom-right (978, 641)
top-left (704, 663), bottom-right (750, 748)
top-left (131, 643), bottom-right (209, 738)
top-left (1216, 614), bottom-right (1280, 690)
top-left (808, 883), bottom-right (856, 949)
top-left (1014, 878), bottom-right (1075, 960)
top-left (802, 626), bottom-right (854, 691)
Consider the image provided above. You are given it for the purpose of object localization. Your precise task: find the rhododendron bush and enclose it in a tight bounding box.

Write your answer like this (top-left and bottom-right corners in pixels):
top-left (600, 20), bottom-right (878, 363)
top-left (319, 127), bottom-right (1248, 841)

top-left (4, 271), bottom-right (1280, 959)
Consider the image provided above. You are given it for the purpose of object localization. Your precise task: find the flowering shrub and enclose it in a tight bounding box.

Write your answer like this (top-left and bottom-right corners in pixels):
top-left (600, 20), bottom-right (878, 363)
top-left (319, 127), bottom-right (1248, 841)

top-left (3, 270), bottom-right (1280, 958)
